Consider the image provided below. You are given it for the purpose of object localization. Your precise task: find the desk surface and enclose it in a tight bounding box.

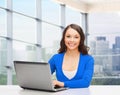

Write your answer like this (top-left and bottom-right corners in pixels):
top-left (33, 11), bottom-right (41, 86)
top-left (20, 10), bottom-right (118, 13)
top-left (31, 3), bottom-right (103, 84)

top-left (0, 85), bottom-right (120, 95)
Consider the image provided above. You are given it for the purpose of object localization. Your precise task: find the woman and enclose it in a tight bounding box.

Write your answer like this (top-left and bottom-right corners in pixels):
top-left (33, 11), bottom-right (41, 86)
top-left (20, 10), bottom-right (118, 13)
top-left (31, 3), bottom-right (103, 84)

top-left (48, 24), bottom-right (94, 88)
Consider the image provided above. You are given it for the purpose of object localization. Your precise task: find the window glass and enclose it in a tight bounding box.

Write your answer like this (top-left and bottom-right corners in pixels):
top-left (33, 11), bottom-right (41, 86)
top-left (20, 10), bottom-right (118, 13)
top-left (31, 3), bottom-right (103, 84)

top-left (66, 7), bottom-right (82, 26)
top-left (42, 0), bottom-right (60, 25)
top-left (13, 0), bottom-right (36, 17)
top-left (42, 23), bottom-right (61, 48)
top-left (0, 9), bottom-right (6, 36)
top-left (42, 22), bottom-right (62, 61)
top-left (13, 41), bottom-right (37, 61)
top-left (0, 38), bottom-right (7, 84)
top-left (88, 13), bottom-right (120, 84)
top-left (13, 13), bottom-right (36, 43)
top-left (0, 0), bottom-right (6, 8)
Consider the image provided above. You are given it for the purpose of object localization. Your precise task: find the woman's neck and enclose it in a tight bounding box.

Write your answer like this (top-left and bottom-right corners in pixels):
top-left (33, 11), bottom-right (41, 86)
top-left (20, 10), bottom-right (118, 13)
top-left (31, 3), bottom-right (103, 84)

top-left (65, 49), bottom-right (80, 57)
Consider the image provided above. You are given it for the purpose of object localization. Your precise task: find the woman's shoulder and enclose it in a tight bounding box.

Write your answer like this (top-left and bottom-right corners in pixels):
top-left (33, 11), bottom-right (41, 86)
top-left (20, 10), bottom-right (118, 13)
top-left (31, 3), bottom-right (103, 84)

top-left (81, 54), bottom-right (94, 65)
top-left (81, 53), bottom-right (94, 60)
top-left (49, 53), bottom-right (64, 63)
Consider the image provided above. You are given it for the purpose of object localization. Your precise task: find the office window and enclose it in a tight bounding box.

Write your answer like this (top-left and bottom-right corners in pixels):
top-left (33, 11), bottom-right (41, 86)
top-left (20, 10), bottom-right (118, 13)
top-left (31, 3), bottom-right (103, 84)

top-left (0, 38), bottom-right (7, 84)
top-left (0, 0), bottom-right (6, 8)
top-left (13, 41), bottom-right (37, 61)
top-left (0, 7), bottom-right (7, 85)
top-left (42, 23), bottom-right (61, 48)
top-left (65, 7), bottom-right (82, 26)
top-left (0, 9), bottom-right (6, 36)
top-left (42, 22), bottom-right (61, 61)
top-left (42, 0), bottom-right (60, 25)
top-left (13, 0), bottom-right (36, 17)
top-left (13, 13), bottom-right (36, 43)
top-left (88, 13), bottom-right (120, 85)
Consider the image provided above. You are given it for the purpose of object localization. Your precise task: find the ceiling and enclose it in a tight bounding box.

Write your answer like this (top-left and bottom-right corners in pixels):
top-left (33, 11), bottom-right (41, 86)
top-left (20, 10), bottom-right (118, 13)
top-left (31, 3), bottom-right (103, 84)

top-left (53, 0), bottom-right (120, 13)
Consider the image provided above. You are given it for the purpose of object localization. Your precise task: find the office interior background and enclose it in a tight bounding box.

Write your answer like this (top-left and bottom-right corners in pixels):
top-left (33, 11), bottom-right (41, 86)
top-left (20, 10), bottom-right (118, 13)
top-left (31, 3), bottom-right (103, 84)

top-left (0, 0), bottom-right (120, 85)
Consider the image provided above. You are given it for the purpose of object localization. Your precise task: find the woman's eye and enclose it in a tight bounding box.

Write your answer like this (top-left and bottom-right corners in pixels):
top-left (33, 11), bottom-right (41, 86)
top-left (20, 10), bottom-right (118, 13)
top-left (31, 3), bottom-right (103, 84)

top-left (75, 36), bottom-right (79, 38)
top-left (66, 35), bottom-right (70, 38)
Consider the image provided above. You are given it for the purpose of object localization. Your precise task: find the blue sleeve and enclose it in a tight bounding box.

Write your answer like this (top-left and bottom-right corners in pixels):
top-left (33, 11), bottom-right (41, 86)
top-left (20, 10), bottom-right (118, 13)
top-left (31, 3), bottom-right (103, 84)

top-left (48, 55), bottom-right (56, 74)
top-left (64, 58), bottom-right (94, 88)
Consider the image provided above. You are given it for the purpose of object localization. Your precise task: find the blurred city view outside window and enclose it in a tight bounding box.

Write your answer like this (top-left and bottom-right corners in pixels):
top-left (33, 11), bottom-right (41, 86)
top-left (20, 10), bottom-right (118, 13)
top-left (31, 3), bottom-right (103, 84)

top-left (88, 13), bottom-right (120, 84)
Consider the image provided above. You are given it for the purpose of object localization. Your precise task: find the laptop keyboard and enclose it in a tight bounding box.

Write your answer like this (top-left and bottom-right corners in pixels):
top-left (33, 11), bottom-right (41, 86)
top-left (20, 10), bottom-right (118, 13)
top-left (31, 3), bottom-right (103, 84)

top-left (54, 86), bottom-right (62, 89)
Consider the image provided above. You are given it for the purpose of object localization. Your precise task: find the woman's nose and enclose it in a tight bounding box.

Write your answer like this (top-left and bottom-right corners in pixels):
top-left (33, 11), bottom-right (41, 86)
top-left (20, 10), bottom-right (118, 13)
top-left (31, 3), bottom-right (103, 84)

top-left (70, 37), bottom-right (74, 41)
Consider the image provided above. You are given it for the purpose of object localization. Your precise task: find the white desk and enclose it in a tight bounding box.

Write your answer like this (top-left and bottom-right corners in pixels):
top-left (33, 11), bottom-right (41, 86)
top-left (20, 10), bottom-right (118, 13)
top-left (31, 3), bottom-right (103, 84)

top-left (0, 85), bottom-right (120, 95)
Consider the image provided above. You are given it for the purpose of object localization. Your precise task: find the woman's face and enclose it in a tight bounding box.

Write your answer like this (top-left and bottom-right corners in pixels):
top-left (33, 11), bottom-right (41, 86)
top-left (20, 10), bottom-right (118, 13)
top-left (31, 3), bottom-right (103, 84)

top-left (64, 28), bottom-right (80, 51)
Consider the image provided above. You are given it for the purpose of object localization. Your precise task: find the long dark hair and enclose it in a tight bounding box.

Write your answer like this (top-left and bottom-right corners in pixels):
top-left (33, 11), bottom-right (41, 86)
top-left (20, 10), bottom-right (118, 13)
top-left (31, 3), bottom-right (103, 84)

top-left (58, 24), bottom-right (89, 55)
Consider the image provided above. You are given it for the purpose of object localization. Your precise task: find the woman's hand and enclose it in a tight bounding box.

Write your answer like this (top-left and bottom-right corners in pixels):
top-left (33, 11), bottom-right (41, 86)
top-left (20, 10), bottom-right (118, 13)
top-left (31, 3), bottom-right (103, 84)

top-left (53, 80), bottom-right (64, 87)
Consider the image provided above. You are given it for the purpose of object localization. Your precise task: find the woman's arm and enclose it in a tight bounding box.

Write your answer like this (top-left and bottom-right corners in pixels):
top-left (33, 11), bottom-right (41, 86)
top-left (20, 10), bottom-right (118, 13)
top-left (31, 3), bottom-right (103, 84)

top-left (48, 55), bottom-right (56, 74)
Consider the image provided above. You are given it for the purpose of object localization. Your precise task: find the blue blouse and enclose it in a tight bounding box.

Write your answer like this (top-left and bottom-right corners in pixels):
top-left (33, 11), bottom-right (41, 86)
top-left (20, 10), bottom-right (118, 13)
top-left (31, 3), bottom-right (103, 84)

top-left (48, 52), bottom-right (94, 88)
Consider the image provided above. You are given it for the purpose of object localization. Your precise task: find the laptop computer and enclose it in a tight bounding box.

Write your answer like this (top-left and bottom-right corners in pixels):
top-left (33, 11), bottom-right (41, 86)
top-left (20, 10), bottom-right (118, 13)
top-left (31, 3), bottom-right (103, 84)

top-left (14, 61), bottom-right (68, 92)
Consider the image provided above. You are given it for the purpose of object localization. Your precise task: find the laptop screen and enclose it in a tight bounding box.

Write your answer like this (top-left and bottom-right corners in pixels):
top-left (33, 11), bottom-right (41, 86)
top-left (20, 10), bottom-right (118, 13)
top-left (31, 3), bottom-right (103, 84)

top-left (14, 61), bottom-right (54, 91)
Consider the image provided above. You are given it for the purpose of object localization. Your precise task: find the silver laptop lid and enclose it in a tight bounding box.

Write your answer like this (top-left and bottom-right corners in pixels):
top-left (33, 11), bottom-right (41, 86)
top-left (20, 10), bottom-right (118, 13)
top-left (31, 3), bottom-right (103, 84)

top-left (14, 61), bottom-right (55, 91)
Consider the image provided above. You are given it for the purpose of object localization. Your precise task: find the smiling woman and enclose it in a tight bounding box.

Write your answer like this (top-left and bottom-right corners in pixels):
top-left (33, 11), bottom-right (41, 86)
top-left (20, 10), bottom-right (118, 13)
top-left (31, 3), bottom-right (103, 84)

top-left (48, 24), bottom-right (94, 88)
top-left (64, 28), bottom-right (80, 51)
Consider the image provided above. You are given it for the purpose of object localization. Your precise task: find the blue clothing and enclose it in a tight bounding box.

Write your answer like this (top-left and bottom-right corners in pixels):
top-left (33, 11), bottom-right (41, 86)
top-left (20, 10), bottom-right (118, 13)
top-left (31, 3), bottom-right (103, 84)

top-left (48, 52), bottom-right (94, 88)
